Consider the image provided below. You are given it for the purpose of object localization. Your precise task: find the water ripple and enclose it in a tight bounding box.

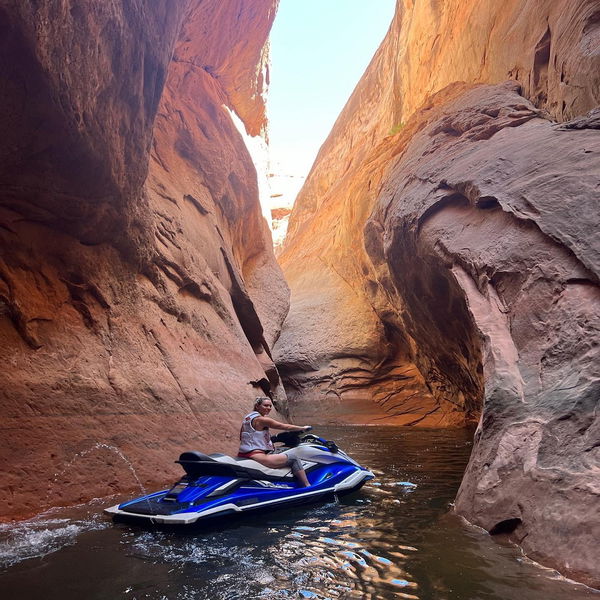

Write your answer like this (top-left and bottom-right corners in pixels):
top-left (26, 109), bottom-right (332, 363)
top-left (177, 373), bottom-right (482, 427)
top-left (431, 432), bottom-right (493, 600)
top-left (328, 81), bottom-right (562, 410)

top-left (0, 513), bottom-right (108, 569)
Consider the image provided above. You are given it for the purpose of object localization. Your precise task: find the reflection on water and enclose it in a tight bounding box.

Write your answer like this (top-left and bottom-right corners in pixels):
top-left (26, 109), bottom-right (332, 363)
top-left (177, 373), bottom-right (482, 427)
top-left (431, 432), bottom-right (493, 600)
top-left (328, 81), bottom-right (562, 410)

top-left (0, 426), bottom-right (597, 599)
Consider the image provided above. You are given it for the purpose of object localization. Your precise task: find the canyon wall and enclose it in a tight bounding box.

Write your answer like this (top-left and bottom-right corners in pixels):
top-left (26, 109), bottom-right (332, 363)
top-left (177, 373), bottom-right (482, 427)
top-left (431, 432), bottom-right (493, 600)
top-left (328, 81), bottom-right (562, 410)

top-left (0, 0), bottom-right (286, 520)
top-left (276, 0), bottom-right (599, 586)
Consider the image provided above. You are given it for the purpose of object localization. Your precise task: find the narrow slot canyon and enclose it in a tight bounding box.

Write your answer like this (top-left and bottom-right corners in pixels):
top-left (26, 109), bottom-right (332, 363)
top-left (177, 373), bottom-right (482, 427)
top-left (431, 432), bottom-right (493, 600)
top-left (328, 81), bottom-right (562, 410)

top-left (0, 0), bottom-right (598, 596)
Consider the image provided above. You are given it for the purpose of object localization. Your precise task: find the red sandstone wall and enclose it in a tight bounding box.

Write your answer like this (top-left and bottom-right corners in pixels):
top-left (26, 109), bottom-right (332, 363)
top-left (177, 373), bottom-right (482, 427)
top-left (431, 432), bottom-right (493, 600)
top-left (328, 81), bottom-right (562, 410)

top-left (0, 0), bottom-right (286, 520)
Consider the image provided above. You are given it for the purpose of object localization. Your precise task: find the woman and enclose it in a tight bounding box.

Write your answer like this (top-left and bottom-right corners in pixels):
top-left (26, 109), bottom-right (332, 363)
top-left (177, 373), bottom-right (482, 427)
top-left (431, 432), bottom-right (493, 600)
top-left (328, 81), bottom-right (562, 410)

top-left (238, 397), bottom-right (311, 487)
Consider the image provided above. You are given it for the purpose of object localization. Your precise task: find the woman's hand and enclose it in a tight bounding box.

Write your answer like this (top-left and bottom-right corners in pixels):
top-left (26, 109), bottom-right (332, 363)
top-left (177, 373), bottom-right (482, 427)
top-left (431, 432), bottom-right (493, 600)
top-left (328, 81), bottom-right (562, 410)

top-left (302, 425), bottom-right (312, 431)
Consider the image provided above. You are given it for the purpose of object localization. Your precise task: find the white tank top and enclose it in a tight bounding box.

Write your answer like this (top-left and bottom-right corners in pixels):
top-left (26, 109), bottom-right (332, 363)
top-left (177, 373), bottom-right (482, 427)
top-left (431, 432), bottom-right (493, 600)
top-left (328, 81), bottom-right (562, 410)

top-left (239, 411), bottom-right (274, 453)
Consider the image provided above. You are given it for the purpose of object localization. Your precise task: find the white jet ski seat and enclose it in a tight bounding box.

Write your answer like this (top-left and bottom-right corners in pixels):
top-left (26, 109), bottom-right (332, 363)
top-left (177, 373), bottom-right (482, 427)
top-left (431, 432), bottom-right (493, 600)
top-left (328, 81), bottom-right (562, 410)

top-left (176, 451), bottom-right (298, 481)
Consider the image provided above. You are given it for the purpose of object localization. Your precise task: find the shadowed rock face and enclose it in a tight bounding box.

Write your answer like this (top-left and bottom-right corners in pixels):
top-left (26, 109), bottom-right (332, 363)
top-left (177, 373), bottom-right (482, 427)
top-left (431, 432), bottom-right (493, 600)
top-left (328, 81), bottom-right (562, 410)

top-left (0, 0), bottom-right (285, 520)
top-left (276, 0), bottom-right (599, 586)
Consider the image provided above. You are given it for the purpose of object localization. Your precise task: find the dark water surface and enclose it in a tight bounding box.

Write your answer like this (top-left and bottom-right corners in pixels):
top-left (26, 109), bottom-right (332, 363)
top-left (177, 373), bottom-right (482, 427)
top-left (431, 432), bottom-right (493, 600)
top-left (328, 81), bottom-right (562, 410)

top-left (0, 426), bottom-right (596, 599)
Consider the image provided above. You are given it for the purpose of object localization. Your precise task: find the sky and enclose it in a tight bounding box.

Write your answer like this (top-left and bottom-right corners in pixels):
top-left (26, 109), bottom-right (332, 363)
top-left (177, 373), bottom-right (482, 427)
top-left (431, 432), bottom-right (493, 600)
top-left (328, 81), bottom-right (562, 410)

top-left (267, 0), bottom-right (396, 180)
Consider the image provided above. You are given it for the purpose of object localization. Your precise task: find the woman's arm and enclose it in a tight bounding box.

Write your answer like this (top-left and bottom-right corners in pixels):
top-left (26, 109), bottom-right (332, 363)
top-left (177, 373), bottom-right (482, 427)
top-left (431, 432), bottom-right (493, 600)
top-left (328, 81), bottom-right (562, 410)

top-left (254, 416), bottom-right (310, 431)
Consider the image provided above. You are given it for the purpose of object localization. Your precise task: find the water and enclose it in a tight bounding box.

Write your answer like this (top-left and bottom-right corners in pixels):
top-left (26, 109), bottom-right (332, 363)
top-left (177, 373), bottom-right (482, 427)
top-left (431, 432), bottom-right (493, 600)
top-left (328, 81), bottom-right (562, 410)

top-left (0, 426), bottom-right (596, 599)
top-left (49, 442), bottom-right (149, 496)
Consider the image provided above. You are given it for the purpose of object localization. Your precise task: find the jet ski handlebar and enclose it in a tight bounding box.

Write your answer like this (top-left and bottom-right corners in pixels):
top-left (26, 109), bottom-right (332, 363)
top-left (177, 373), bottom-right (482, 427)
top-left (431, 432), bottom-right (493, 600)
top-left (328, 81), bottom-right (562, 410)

top-left (270, 427), bottom-right (312, 447)
top-left (270, 428), bottom-right (338, 453)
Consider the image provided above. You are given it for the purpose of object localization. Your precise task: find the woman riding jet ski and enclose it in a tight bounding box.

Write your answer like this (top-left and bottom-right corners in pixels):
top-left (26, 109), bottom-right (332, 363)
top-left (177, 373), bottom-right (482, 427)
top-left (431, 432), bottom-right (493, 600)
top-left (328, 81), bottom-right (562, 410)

top-left (104, 400), bottom-right (374, 525)
top-left (238, 396), bottom-right (312, 487)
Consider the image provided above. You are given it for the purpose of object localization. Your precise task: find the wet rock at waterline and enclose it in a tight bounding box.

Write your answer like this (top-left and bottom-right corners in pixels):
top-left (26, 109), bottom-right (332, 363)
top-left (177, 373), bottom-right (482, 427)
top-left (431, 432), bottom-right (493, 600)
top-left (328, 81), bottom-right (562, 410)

top-left (275, 0), bottom-right (599, 586)
top-left (0, 1), bottom-right (287, 520)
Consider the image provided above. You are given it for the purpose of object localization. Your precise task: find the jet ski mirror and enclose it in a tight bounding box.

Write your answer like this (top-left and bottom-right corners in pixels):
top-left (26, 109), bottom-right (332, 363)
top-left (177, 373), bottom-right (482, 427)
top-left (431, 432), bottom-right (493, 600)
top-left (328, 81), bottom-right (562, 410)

top-left (325, 440), bottom-right (338, 453)
top-left (301, 434), bottom-right (338, 453)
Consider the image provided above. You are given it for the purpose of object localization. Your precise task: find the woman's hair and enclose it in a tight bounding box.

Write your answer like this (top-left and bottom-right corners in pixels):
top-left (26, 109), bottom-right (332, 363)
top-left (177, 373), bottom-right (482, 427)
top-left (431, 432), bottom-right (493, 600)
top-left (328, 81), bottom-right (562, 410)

top-left (254, 396), bottom-right (271, 408)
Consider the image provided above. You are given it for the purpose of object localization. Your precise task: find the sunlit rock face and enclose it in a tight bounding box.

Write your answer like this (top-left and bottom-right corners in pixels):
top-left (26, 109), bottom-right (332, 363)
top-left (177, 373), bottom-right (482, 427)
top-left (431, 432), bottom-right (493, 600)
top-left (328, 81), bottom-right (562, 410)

top-left (276, 0), bottom-right (599, 585)
top-left (0, 0), bottom-right (285, 520)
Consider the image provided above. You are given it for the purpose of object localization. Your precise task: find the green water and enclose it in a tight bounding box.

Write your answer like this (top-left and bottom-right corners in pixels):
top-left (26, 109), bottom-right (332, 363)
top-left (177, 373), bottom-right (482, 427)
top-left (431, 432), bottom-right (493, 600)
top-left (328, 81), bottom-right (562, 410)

top-left (0, 426), bottom-right (596, 599)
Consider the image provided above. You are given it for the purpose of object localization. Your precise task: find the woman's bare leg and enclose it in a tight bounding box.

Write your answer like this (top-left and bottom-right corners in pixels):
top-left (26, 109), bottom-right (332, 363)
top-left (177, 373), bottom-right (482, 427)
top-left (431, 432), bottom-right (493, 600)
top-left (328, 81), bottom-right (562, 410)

top-left (249, 453), bottom-right (310, 487)
top-left (293, 468), bottom-right (310, 488)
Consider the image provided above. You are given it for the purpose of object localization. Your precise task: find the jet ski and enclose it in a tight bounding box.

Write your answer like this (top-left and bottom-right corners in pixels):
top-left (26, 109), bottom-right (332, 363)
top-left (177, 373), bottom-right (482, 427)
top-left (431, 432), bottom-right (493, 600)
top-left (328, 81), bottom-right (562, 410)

top-left (104, 429), bottom-right (374, 525)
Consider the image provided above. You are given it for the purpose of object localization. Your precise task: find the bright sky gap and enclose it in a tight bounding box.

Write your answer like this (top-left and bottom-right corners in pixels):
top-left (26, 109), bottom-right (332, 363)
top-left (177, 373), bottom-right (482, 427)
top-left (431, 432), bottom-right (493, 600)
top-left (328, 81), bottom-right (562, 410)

top-left (267, 0), bottom-right (396, 207)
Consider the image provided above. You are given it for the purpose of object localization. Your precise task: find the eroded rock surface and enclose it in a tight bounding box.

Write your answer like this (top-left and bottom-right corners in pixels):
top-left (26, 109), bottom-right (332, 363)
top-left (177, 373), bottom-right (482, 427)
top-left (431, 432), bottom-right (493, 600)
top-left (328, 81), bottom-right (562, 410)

top-left (368, 82), bottom-right (600, 586)
top-left (0, 0), bottom-right (285, 520)
top-left (276, 0), bottom-right (599, 586)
